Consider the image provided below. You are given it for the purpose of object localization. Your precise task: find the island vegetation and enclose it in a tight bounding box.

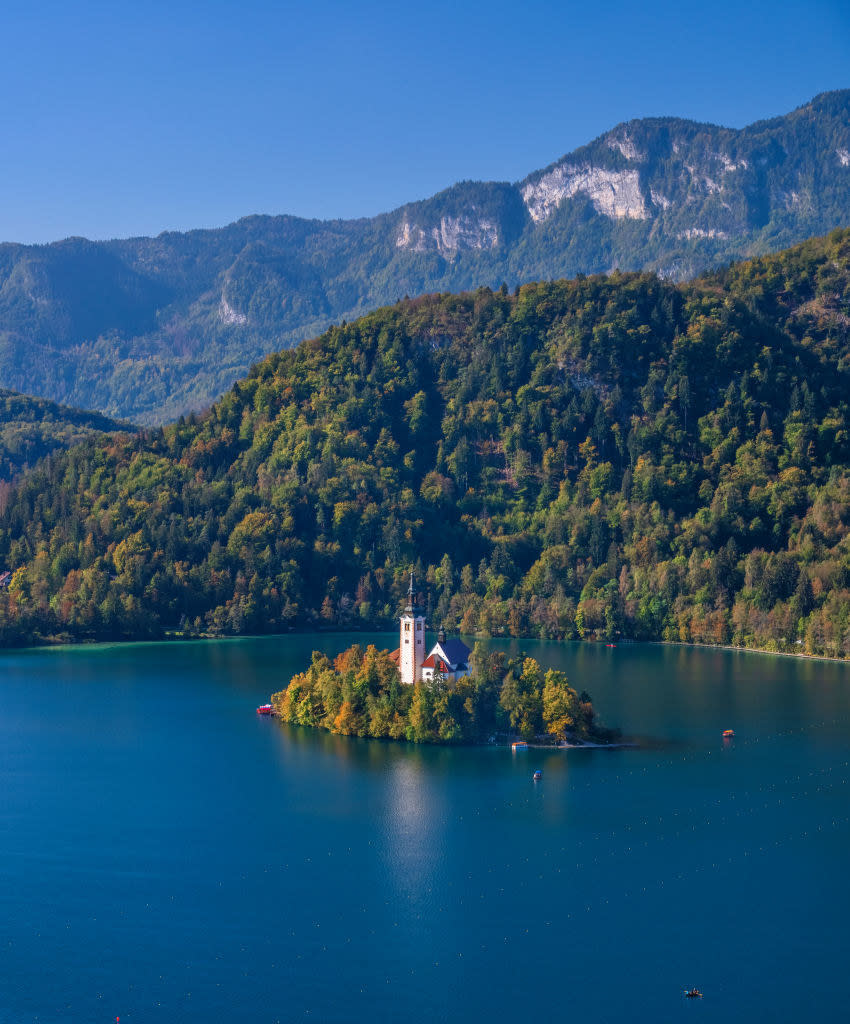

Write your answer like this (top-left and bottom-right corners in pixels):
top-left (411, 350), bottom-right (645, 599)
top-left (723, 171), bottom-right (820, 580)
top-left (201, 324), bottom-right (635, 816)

top-left (0, 230), bottom-right (850, 658)
top-left (271, 643), bottom-right (615, 745)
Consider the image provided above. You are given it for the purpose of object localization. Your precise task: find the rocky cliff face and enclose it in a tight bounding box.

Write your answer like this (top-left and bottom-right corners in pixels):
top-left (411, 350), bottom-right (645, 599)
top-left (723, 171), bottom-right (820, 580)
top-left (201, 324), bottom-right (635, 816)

top-left (520, 165), bottom-right (649, 222)
top-left (0, 90), bottom-right (848, 423)
top-left (395, 214), bottom-right (501, 254)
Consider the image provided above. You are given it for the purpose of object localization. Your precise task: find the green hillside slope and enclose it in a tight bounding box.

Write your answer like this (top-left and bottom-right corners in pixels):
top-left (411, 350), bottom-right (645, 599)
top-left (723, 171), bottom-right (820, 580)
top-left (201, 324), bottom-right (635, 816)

top-left (0, 90), bottom-right (848, 423)
top-left (0, 229), bottom-right (849, 656)
top-left (0, 390), bottom-right (130, 482)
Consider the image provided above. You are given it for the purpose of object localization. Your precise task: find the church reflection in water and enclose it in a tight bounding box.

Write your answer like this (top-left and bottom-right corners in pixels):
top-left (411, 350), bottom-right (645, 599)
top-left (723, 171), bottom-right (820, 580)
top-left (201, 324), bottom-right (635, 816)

top-left (383, 752), bottom-right (445, 899)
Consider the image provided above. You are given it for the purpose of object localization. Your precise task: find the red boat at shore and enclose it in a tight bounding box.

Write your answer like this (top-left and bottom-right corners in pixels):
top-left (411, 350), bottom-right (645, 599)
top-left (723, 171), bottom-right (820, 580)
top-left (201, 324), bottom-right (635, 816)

top-left (256, 704), bottom-right (274, 715)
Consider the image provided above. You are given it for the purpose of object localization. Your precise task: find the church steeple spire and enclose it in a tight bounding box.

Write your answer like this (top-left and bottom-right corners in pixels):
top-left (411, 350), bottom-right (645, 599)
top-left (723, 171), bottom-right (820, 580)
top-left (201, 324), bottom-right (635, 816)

top-left (405, 570), bottom-right (420, 614)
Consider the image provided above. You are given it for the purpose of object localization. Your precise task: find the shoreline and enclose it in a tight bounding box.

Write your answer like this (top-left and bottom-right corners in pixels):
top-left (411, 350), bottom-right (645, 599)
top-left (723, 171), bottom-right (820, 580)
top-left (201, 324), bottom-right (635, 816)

top-left (650, 639), bottom-right (849, 665)
top-left (517, 741), bottom-right (635, 750)
top-left (2, 629), bottom-right (849, 666)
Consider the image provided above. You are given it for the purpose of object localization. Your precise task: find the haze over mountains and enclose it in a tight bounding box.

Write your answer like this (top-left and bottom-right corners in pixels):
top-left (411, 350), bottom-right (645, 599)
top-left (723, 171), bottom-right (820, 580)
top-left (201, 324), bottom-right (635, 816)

top-left (1, 89), bottom-right (848, 424)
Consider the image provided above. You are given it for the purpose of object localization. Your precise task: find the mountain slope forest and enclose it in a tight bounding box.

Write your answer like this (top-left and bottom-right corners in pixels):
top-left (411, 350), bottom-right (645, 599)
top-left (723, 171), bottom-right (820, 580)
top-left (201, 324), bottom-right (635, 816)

top-left (0, 90), bottom-right (848, 423)
top-left (1, 229), bottom-right (849, 655)
top-left (0, 389), bottom-right (129, 484)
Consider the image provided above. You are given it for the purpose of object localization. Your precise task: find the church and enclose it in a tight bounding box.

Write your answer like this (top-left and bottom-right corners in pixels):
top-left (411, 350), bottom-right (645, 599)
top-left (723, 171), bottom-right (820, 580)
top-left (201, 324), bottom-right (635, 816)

top-left (390, 573), bottom-right (472, 685)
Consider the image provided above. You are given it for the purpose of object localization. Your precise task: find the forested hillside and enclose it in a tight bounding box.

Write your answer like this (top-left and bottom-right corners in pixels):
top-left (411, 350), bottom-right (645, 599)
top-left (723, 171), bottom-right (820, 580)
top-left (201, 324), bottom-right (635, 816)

top-left (0, 90), bottom-right (848, 423)
top-left (0, 229), bottom-right (849, 656)
top-left (0, 390), bottom-right (129, 483)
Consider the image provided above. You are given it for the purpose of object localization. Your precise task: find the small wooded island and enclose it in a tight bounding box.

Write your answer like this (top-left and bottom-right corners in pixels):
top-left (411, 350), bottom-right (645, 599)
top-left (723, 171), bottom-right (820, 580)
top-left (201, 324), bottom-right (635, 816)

top-left (270, 575), bottom-right (618, 746)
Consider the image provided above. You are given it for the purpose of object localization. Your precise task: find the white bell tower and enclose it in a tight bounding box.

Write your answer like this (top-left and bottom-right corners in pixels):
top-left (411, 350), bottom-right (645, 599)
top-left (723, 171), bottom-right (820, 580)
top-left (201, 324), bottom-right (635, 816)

top-left (399, 571), bottom-right (426, 685)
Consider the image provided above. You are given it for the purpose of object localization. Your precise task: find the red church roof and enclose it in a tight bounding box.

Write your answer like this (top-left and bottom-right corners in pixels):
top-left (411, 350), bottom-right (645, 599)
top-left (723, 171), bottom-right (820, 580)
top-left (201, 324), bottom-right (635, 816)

top-left (422, 654), bottom-right (450, 672)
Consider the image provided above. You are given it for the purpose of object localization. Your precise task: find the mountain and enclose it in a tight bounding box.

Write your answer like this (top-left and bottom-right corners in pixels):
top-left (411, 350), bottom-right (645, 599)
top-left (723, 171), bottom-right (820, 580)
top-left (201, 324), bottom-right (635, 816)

top-left (1, 228), bottom-right (849, 657)
top-left (0, 389), bottom-right (130, 484)
top-left (0, 90), bottom-right (848, 424)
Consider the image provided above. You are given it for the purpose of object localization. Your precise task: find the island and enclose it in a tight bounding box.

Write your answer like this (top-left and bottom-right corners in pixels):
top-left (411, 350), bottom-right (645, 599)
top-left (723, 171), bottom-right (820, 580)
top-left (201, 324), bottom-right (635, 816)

top-left (270, 638), bottom-right (614, 745)
top-left (270, 642), bottom-right (618, 746)
top-left (270, 575), bottom-right (619, 746)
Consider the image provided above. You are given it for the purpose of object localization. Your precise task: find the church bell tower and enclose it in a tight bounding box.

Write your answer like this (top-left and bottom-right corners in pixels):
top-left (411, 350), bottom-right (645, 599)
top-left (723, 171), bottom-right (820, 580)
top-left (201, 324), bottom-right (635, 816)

top-left (399, 571), bottom-right (426, 685)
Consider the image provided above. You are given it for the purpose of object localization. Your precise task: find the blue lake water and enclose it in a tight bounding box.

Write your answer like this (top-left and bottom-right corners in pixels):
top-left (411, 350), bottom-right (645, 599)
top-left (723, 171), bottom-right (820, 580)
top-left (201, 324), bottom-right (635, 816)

top-left (1, 634), bottom-right (848, 1023)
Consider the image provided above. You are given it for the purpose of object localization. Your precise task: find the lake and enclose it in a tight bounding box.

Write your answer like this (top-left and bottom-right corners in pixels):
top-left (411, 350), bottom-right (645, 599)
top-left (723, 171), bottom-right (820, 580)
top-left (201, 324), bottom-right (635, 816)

top-left (1, 634), bottom-right (848, 1023)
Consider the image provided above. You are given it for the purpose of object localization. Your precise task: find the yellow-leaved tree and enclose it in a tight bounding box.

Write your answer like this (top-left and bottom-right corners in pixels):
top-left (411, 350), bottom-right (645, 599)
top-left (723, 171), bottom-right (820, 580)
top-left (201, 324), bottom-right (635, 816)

top-left (542, 668), bottom-right (579, 742)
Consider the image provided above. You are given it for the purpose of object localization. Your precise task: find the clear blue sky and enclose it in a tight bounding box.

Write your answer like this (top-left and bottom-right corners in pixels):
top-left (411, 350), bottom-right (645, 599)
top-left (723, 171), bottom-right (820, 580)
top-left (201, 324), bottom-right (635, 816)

top-left (2, 0), bottom-right (848, 244)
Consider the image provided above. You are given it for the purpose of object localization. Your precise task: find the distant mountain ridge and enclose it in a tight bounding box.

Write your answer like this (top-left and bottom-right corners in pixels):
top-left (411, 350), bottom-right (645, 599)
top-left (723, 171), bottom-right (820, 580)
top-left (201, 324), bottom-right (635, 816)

top-left (1, 89), bottom-right (848, 423)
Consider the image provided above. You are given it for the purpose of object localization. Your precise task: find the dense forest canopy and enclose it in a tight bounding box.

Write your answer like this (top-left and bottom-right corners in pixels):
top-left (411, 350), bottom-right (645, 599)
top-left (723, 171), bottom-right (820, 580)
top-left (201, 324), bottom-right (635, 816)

top-left (1, 229), bottom-right (850, 657)
top-left (0, 389), bottom-right (129, 483)
top-left (0, 90), bottom-right (848, 423)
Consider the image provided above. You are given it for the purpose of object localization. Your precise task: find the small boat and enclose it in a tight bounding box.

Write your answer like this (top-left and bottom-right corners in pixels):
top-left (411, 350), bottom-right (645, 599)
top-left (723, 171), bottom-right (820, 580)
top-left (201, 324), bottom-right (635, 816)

top-left (605, 643), bottom-right (616, 648)
top-left (684, 988), bottom-right (703, 999)
top-left (512, 741), bottom-right (528, 751)
top-left (722, 729), bottom-right (735, 738)
top-left (533, 770), bottom-right (543, 781)
top-left (256, 704), bottom-right (274, 715)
